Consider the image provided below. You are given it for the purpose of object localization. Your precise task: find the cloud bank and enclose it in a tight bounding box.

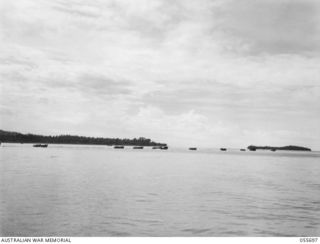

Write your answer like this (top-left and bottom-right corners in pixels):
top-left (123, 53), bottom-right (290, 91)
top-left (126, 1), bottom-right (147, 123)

top-left (1, 0), bottom-right (319, 148)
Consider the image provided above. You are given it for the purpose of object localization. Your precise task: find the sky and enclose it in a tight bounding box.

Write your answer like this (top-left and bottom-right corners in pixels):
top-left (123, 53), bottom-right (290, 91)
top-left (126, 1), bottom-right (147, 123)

top-left (0, 0), bottom-right (320, 149)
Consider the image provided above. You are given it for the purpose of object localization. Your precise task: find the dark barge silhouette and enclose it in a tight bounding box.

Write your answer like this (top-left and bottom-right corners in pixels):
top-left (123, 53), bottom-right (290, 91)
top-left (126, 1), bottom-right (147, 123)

top-left (33, 144), bottom-right (48, 148)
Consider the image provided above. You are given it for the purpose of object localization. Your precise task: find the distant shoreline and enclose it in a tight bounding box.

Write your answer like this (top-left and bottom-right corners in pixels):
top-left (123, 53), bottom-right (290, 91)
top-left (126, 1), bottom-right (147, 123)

top-left (0, 129), bottom-right (167, 147)
top-left (247, 145), bottom-right (311, 151)
top-left (0, 130), bottom-right (313, 152)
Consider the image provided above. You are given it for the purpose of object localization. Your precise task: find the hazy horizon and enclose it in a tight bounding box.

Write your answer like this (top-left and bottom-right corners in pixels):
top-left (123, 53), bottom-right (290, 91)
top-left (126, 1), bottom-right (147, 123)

top-left (1, 0), bottom-right (320, 149)
top-left (0, 128), bottom-right (318, 151)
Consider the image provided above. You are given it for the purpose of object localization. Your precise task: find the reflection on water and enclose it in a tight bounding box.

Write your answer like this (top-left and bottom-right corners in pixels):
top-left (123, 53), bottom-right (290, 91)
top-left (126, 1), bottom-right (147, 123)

top-left (1, 144), bottom-right (320, 236)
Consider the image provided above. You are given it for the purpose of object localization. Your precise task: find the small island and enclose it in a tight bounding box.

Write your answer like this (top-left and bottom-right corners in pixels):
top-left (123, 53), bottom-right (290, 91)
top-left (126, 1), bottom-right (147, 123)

top-left (0, 130), bottom-right (167, 147)
top-left (247, 145), bottom-right (311, 151)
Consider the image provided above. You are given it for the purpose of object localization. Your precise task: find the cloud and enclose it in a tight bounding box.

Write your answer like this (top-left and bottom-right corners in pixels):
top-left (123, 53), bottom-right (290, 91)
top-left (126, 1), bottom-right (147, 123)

top-left (76, 74), bottom-right (132, 97)
top-left (51, 1), bottom-right (102, 19)
top-left (0, 0), bottom-right (319, 148)
top-left (124, 105), bottom-right (235, 146)
top-left (212, 0), bottom-right (320, 56)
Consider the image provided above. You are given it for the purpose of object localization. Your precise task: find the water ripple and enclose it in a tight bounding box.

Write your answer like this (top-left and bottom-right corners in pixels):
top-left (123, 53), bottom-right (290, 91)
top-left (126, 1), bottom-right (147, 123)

top-left (182, 228), bottom-right (211, 235)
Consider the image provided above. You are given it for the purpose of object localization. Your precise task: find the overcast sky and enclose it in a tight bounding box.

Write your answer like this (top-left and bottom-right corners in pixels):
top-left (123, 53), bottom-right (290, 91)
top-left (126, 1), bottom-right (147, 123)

top-left (1, 0), bottom-right (320, 148)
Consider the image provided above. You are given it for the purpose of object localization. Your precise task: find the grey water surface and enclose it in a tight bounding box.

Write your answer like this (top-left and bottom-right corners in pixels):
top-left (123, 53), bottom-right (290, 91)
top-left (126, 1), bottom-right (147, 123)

top-left (1, 144), bottom-right (320, 236)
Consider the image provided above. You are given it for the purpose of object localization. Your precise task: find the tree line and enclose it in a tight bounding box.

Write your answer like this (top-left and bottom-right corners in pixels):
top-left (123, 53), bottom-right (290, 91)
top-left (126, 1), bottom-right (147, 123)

top-left (247, 145), bottom-right (311, 151)
top-left (0, 130), bottom-right (167, 146)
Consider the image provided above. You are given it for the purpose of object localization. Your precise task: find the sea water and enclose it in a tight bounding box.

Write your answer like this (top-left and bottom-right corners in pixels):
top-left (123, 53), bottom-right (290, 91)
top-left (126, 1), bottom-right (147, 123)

top-left (1, 144), bottom-right (319, 236)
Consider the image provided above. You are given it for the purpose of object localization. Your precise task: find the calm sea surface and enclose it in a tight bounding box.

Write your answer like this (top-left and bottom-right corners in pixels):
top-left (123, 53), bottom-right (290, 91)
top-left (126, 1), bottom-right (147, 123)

top-left (1, 144), bottom-right (320, 236)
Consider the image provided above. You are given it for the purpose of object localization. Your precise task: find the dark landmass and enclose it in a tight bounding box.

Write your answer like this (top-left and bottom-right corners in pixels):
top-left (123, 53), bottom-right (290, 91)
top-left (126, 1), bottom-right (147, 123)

top-left (0, 130), bottom-right (167, 147)
top-left (247, 145), bottom-right (311, 151)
